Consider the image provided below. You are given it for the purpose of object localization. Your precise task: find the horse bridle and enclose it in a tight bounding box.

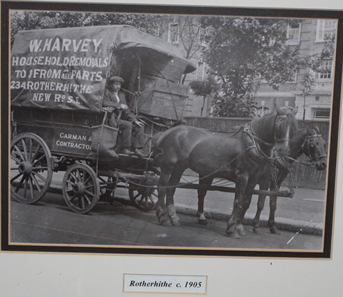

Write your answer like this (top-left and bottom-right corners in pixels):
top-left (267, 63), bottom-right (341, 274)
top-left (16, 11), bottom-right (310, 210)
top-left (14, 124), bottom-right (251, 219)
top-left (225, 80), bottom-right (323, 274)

top-left (276, 133), bottom-right (327, 169)
top-left (301, 133), bottom-right (327, 163)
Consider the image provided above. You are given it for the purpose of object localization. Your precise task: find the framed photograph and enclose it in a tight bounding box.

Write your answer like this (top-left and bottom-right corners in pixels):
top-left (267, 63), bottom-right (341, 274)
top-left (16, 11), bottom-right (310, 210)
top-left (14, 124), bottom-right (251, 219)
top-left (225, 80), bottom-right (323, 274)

top-left (1, 0), bottom-right (343, 261)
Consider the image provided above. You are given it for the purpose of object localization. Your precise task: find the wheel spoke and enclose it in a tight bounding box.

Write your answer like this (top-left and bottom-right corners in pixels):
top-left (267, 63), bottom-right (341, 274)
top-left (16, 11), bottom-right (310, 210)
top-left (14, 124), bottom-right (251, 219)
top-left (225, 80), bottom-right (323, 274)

top-left (84, 189), bottom-right (94, 197)
top-left (31, 143), bottom-right (42, 163)
top-left (32, 166), bottom-right (48, 171)
top-left (15, 175), bottom-right (26, 192)
top-left (147, 195), bottom-right (155, 204)
top-left (31, 173), bottom-right (42, 192)
top-left (21, 139), bottom-right (29, 160)
top-left (83, 175), bottom-right (91, 185)
top-left (28, 138), bottom-right (34, 162)
top-left (133, 192), bottom-right (140, 200)
top-left (10, 154), bottom-right (21, 164)
top-left (32, 153), bottom-right (46, 166)
top-left (69, 193), bottom-right (78, 202)
top-left (66, 180), bottom-right (76, 187)
top-left (32, 171), bottom-right (47, 183)
top-left (23, 178), bottom-right (28, 198)
top-left (77, 169), bottom-right (82, 182)
top-left (11, 172), bottom-right (23, 183)
top-left (83, 194), bottom-right (92, 205)
top-left (13, 145), bottom-right (25, 162)
top-left (69, 172), bottom-right (78, 182)
top-left (85, 184), bottom-right (95, 189)
top-left (137, 195), bottom-right (145, 206)
top-left (28, 176), bottom-right (34, 200)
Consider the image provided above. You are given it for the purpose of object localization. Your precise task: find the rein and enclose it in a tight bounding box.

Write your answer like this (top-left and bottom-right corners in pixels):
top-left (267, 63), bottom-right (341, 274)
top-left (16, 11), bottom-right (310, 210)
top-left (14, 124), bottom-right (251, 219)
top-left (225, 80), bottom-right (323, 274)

top-left (275, 133), bottom-right (327, 170)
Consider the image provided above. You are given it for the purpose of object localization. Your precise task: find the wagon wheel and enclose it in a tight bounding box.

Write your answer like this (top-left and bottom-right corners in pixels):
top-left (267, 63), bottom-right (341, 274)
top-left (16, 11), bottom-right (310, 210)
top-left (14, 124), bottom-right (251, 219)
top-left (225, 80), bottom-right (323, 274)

top-left (10, 133), bottom-right (53, 204)
top-left (129, 170), bottom-right (159, 212)
top-left (62, 163), bottom-right (100, 214)
top-left (129, 184), bottom-right (158, 212)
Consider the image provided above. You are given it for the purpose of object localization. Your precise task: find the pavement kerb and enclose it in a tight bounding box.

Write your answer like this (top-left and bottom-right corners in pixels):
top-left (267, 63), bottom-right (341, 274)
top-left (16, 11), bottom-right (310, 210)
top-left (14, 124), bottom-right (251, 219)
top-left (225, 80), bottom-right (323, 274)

top-left (175, 206), bottom-right (323, 236)
top-left (47, 184), bottom-right (323, 236)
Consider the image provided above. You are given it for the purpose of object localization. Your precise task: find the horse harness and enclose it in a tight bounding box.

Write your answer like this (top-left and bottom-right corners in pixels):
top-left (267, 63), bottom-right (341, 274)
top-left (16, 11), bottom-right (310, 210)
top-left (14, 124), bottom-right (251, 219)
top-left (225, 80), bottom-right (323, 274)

top-left (243, 113), bottom-right (290, 165)
top-left (276, 133), bottom-right (327, 170)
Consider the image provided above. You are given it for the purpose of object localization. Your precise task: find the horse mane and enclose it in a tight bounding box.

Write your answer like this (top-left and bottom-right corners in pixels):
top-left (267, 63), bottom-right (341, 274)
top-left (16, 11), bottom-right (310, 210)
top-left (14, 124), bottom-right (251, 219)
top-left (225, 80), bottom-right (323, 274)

top-left (250, 111), bottom-right (278, 141)
top-left (254, 108), bottom-right (298, 132)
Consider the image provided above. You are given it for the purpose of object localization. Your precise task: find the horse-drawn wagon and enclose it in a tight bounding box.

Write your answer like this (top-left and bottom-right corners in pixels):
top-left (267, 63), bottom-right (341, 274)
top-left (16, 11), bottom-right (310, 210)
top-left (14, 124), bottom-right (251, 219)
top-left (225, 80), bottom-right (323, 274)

top-left (10, 25), bottom-right (196, 214)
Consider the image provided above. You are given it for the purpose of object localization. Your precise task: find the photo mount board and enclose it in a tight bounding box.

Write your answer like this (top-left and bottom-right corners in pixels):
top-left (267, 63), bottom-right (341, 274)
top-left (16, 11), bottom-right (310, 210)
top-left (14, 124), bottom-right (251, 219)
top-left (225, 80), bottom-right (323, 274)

top-left (1, 0), bottom-right (343, 259)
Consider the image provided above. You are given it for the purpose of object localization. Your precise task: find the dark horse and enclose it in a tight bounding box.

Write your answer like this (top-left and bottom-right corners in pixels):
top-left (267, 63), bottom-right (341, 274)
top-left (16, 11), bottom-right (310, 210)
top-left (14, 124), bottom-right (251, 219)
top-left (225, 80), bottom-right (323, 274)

top-left (153, 105), bottom-right (298, 239)
top-left (252, 127), bottom-right (327, 235)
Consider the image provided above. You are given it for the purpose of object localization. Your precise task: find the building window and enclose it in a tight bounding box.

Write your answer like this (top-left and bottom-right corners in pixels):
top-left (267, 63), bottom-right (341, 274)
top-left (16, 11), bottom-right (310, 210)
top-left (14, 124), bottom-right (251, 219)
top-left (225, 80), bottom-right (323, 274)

top-left (316, 20), bottom-right (336, 41)
top-left (313, 108), bottom-right (330, 120)
top-left (315, 60), bottom-right (333, 80)
top-left (168, 23), bottom-right (179, 44)
top-left (287, 23), bottom-right (301, 44)
top-left (196, 61), bottom-right (206, 80)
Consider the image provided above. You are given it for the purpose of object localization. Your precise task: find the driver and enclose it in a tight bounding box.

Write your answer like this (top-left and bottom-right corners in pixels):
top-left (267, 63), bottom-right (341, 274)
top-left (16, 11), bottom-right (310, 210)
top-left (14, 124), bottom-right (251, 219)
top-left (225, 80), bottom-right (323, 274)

top-left (102, 76), bottom-right (146, 157)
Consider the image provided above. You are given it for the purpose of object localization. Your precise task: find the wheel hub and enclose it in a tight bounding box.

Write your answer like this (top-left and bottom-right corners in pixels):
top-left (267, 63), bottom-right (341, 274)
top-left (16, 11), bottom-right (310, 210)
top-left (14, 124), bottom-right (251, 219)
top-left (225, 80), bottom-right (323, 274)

top-left (18, 161), bottom-right (33, 175)
top-left (74, 182), bottom-right (86, 195)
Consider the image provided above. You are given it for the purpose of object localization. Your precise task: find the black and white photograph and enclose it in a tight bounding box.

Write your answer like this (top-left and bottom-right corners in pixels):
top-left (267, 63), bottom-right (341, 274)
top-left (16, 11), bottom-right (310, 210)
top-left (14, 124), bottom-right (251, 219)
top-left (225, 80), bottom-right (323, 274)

top-left (2, 1), bottom-right (342, 258)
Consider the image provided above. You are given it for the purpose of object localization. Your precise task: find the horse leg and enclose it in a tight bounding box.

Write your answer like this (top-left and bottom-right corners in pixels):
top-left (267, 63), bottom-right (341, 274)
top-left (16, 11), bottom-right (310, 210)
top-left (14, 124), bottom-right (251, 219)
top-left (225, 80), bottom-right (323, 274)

top-left (166, 166), bottom-right (185, 226)
top-left (253, 194), bottom-right (266, 234)
top-left (268, 171), bottom-right (288, 234)
top-left (227, 172), bottom-right (249, 239)
top-left (197, 176), bottom-right (214, 225)
top-left (237, 173), bottom-right (262, 236)
top-left (156, 169), bottom-right (172, 227)
top-left (268, 194), bottom-right (280, 234)
top-left (253, 180), bottom-right (270, 235)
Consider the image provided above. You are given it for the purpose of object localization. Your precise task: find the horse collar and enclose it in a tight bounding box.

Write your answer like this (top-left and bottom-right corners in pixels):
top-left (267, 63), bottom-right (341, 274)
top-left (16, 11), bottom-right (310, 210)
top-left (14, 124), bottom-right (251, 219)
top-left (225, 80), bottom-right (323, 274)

top-left (243, 124), bottom-right (274, 163)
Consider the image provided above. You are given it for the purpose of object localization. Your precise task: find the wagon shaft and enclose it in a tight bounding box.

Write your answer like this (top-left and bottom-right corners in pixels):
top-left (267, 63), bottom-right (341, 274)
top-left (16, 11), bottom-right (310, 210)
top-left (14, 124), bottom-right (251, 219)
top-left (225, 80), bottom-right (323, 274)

top-left (177, 184), bottom-right (293, 198)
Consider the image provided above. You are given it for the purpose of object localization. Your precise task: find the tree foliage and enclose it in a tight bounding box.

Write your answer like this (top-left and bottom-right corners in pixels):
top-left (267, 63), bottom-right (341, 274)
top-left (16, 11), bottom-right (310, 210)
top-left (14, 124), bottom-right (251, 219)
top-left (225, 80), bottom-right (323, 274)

top-left (199, 17), bottom-right (308, 117)
top-left (10, 11), bottom-right (165, 45)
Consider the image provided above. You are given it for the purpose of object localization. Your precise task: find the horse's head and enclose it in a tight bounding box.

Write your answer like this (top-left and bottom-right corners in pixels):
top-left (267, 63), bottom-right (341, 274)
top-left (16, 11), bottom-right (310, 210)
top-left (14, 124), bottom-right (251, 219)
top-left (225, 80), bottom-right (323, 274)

top-left (272, 105), bottom-right (298, 157)
top-left (250, 104), bottom-right (298, 158)
top-left (303, 127), bottom-right (327, 170)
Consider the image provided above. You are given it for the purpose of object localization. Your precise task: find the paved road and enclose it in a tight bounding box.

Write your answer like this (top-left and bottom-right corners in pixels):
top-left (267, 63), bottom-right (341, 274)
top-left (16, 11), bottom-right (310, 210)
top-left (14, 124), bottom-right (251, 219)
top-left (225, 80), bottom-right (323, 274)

top-left (10, 189), bottom-right (323, 251)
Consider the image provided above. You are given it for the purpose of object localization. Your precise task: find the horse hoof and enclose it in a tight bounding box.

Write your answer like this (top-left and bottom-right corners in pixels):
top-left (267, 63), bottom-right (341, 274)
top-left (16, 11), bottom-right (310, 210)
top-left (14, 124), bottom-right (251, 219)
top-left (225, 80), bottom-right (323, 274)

top-left (236, 224), bottom-right (246, 236)
top-left (253, 228), bottom-right (263, 235)
top-left (161, 219), bottom-right (173, 227)
top-left (238, 229), bottom-right (247, 236)
top-left (270, 227), bottom-right (281, 235)
top-left (227, 231), bottom-right (240, 239)
top-left (171, 217), bottom-right (181, 227)
top-left (198, 219), bottom-right (208, 225)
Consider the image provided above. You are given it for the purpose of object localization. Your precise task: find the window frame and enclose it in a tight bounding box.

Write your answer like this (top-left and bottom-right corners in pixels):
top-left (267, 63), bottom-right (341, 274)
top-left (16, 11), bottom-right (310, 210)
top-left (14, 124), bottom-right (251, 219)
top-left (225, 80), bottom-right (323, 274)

top-left (314, 59), bottom-right (333, 80)
top-left (286, 23), bottom-right (302, 45)
top-left (316, 19), bottom-right (336, 42)
top-left (168, 22), bottom-right (180, 44)
top-left (196, 60), bottom-right (206, 80)
top-left (312, 108), bottom-right (331, 120)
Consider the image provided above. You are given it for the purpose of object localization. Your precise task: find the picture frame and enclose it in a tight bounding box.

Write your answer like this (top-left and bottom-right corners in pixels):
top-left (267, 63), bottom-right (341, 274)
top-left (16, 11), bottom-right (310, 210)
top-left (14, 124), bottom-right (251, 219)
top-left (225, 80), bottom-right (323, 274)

top-left (2, 0), bottom-right (343, 258)
top-left (2, 1), bottom-right (343, 297)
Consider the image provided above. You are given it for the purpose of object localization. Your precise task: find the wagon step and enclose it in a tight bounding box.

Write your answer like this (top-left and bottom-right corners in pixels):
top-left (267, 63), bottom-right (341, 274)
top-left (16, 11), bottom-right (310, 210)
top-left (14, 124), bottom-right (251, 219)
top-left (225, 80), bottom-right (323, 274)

top-left (177, 184), bottom-right (293, 198)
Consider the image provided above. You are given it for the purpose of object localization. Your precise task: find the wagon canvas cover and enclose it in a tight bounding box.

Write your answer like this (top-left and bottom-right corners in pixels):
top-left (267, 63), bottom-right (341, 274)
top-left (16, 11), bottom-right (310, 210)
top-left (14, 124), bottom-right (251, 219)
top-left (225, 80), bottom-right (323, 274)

top-left (11, 25), bottom-right (194, 112)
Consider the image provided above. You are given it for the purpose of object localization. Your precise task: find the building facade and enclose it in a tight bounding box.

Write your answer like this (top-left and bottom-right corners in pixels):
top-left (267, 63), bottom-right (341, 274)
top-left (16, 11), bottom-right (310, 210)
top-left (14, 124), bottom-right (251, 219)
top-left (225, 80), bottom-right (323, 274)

top-left (254, 18), bottom-right (335, 121)
top-left (160, 17), bottom-right (335, 120)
